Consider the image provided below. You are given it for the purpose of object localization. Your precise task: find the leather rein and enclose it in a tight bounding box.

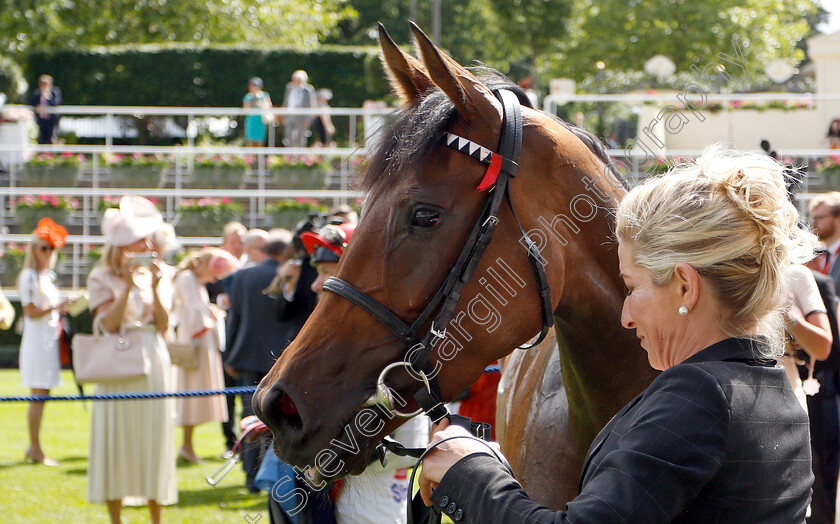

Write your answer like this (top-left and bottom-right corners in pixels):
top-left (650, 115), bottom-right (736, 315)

top-left (322, 88), bottom-right (554, 441)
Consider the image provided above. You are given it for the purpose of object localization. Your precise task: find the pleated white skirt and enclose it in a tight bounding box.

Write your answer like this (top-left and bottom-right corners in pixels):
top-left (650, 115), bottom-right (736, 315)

top-left (87, 328), bottom-right (178, 506)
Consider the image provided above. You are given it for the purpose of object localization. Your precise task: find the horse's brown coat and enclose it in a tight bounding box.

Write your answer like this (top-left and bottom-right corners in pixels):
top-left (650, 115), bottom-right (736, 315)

top-left (254, 23), bottom-right (657, 507)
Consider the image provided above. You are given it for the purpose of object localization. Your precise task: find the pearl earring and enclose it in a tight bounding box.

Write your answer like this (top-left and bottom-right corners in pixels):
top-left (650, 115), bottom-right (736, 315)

top-left (678, 306), bottom-right (689, 316)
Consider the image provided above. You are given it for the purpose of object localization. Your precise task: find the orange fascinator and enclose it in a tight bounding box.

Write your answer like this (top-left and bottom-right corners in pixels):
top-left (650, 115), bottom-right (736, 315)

top-left (34, 217), bottom-right (68, 248)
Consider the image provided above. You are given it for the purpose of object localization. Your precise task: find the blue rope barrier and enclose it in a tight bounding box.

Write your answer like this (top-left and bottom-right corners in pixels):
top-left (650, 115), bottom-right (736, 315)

top-left (0, 365), bottom-right (501, 403)
top-left (0, 386), bottom-right (258, 402)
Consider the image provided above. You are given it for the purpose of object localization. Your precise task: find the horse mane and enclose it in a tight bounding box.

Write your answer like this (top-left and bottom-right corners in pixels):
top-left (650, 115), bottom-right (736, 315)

top-left (359, 66), bottom-right (624, 197)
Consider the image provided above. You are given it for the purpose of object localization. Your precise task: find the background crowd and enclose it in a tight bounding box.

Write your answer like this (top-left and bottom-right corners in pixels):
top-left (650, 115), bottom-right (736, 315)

top-left (4, 193), bottom-right (431, 524)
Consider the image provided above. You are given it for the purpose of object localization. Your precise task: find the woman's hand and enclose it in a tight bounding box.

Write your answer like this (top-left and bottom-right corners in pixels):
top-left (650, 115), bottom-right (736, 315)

top-left (58, 295), bottom-right (77, 313)
top-left (150, 260), bottom-right (164, 290)
top-left (122, 267), bottom-right (138, 288)
top-left (277, 260), bottom-right (303, 297)
top-left (417, 418), bottom-right (501, 506)
top-left (120, 254), bottom-right (140, 287)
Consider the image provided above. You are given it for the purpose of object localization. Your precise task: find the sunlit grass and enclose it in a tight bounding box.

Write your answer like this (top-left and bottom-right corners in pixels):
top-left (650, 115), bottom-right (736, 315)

top-left (0, 369), bottom-right (266, 523)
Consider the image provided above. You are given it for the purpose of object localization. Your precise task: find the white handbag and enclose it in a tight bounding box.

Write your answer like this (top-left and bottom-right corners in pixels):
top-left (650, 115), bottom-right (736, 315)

top-left (72, 322), bottom-right (150, 383)
top-left (168, 340), bottom-right (200, 370)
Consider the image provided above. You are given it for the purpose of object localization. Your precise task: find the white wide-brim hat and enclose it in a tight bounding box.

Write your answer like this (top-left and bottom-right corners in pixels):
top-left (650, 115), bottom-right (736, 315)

top-left (101, 196), bottom-right (163, 247)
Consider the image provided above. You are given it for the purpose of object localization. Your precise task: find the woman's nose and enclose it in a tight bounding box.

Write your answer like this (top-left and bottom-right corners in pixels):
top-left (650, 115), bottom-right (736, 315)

top-left (620, 300), bottom-right (634, 329)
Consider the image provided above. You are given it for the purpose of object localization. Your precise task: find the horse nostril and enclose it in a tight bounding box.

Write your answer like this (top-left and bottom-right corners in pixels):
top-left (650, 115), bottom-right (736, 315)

top-left (263, 387), bottom-right (304, 433)
top-left (279, 392), bottom-right (298, 416)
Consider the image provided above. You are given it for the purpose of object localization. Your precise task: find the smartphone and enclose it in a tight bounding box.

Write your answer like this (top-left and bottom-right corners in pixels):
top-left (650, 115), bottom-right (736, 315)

top-left (126, 251), bottom-right (158, 267)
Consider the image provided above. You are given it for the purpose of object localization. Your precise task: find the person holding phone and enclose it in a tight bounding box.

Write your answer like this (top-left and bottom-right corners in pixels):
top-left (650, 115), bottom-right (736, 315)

top-left (17, 218), bottom-right (73, 466)
top-left (86, 196), bottom-right (176, 524)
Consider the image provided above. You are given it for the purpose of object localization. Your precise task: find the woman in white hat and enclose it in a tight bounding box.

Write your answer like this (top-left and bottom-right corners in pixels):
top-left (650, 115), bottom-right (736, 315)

top-left (86, 196), bottom-right (177, 523)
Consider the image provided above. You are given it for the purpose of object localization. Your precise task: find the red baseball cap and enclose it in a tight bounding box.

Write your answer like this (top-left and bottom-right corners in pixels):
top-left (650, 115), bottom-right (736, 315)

top-left (300, 223), bottom-right (355, 261)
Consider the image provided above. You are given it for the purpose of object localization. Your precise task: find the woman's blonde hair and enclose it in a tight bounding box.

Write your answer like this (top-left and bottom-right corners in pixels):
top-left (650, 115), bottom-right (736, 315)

top-left (615, 145), bottom-right (817, 356)
top-left (175, 248), bottom-right (216, 277)
top-left (16, 235), bottom-right (58, 288)
top-left (96, 243), bottom-right (124, 272)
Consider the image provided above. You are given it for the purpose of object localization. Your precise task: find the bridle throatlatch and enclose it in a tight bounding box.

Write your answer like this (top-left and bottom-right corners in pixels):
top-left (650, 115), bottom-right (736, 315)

top-left (321, 88), bottom-right (553, 469)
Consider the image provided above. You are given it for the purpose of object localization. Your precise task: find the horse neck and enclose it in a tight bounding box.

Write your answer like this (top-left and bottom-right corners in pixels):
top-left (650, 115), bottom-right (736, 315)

top-left (547, 167), bottom-right (656, 436)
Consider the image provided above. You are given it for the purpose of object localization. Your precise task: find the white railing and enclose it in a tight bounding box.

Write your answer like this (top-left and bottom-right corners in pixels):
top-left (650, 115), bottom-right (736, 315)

top-left (1, 104), bottom-right (394, 151)
top-left (2, 102), bottom-right (839, 291)
top-left (543, 92), bottom-right (840, 113)
top-left (0, 143), bottom-right (366, 232)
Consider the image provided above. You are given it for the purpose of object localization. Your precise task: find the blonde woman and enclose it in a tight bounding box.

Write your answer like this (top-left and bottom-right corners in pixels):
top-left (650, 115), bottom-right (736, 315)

top-left (419, 147), bottom-right (815, 522)
top-left (171, 248), bottom-right (230, 463)
top-left (86, 196), bottom-right (176, 524)
top-left (17, 218), bottom-right (73, 465)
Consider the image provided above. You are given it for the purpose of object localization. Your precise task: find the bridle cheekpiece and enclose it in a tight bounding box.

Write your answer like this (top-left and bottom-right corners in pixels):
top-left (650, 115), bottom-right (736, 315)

top-left (322, 88), bottom-right (554, 428)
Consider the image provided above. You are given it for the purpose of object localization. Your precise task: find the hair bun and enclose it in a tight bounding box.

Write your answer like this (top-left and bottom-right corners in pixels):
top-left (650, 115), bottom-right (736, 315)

top-left (696, 147), bottom-right (814, 265)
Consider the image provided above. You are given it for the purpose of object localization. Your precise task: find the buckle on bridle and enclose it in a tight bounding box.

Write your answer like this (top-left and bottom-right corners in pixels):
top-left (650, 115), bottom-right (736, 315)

top-left (362, 362), bottom-right (427, 418)
top-left (430, 322), bottom-right (446, 340)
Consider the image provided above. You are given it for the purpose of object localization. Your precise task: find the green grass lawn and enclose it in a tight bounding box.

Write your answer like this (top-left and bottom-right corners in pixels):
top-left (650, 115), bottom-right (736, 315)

top-left (0, 369), bottom-right (267, 523)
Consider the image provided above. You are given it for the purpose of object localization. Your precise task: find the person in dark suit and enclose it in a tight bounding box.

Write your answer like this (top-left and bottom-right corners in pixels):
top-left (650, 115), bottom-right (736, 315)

top-left (225, 228), bottom-right (292, 492)
top-left (800, 271), bottom-right (840, 524)
top-left (808, 192), bottom-right (840, 293)
top-left (211, 221), bottom-right (246, 456)
top-left (417, 147), bottom-right (814, 522)
top-left (28, 75), bottom-right (61, 144)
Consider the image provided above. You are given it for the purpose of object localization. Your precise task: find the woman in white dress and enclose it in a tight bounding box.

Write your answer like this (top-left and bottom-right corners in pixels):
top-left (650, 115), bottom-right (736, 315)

top-left (171, 248), bottom-right (228, 463)
top-left (86, 196), bottom-right (176, 524)
top-left (17, 217), bottom-right (73, 465)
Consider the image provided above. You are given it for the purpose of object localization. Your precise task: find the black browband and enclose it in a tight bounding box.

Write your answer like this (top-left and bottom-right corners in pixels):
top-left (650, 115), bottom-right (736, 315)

top-left (322, 88), bottom-right (553, 425)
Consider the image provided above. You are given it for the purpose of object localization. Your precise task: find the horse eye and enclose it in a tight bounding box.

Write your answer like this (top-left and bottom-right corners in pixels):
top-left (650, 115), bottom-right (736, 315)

top-left (411, 208), bottom-right (442, 229)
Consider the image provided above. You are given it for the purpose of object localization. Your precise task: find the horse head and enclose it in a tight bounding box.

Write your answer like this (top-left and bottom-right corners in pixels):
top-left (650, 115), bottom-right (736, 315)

top-left (254, 22), bottom-right (643, 485)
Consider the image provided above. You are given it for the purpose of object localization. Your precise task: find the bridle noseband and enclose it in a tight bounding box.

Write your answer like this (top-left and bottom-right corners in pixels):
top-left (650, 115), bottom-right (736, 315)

top-left (322, 88), bottom-right (554, 424)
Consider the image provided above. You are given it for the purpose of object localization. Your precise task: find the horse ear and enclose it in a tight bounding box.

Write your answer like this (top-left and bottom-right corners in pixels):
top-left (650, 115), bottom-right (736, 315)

top-left (409, 21), bottom-right (500, 123)
top-left (378, 23), bottom-right (435, 106)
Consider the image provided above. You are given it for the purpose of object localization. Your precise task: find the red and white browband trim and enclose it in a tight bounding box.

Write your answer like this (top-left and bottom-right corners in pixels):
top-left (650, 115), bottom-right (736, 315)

top-left (444, 132), bottom-right (516, 191)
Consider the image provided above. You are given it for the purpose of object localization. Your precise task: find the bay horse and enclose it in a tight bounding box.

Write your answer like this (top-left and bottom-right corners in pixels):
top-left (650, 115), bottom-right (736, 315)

top-left (254, 22), bottom-right (657, 508)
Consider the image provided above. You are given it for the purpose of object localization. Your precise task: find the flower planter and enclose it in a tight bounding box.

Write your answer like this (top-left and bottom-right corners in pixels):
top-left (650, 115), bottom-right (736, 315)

top-left (189, 166), bottom-right (248, 189)
top-left (19, 165), bottom-right (80, 187)
top-left (822, 171), bottom-right (840, 192)
top-left (108, 165), bottom-right (168, 188)
top-left (177, 208), bottom-right (242, 237)
top-left (1, 255), bottom-right (23, 285)
top-left (268, 208), bottom-right (318, 230)
top-left (16, 207), bottom-right (70, 233)
top-left (270, 166), bottom-right (330, 189)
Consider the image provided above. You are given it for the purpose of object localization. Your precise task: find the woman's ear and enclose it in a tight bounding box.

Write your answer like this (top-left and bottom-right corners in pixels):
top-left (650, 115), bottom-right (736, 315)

top-left (672, 263), bottom-right (701, 310)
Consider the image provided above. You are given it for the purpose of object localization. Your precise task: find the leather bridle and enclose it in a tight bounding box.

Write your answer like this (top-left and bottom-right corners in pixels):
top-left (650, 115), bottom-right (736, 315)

top-left (322, 88), bottom-right (554, 424)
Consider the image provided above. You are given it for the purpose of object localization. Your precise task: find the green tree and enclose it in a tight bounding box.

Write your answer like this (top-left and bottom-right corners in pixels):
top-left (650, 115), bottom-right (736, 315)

top-left (0, 0), bottom-right (354, 54)
top-left (0, 54), bottom-right (27, 100)
top-left (555, 0), bottom-right (821, 81)
top-left (487, 0), bottom-right (573, 81)
top-left (329, 0), bottom-right (564, 85)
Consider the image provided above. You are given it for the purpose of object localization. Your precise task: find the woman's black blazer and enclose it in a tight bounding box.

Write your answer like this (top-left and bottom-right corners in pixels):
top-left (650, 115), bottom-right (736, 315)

top-left (430, 337), bottom-right (813, 523)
